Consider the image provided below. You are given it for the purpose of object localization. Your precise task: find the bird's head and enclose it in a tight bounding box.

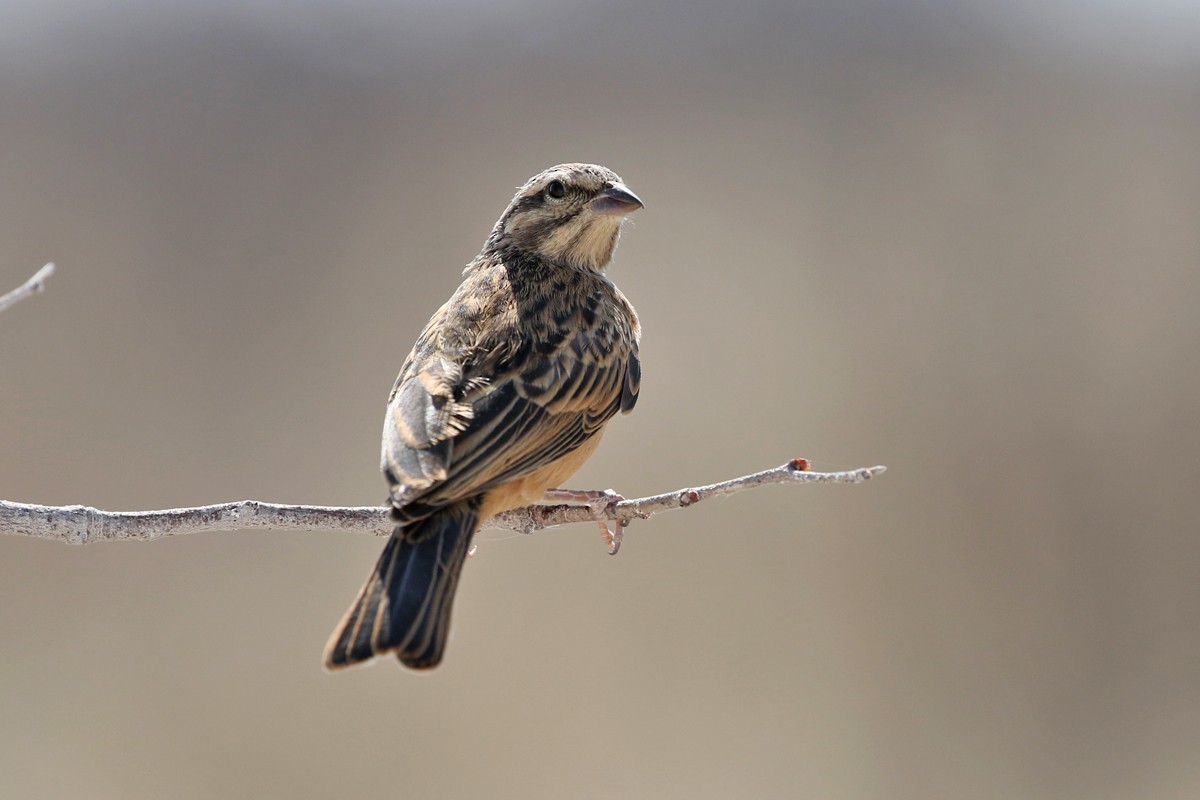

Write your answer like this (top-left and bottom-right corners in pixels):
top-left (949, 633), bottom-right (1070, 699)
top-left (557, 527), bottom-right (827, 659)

top-left (488, 163), bottom-right (644, 272)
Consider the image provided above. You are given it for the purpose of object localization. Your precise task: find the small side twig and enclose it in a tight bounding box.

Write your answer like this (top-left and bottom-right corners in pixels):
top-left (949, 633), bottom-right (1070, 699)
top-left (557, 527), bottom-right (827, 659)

top-left (0, 263), bottom-right (56, 314)
top-left (0, 460), bottom-right (885, 546)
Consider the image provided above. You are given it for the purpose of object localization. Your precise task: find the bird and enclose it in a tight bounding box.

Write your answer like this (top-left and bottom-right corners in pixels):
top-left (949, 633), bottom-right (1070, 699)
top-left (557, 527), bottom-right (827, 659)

top-left (324, 163), bottom-right (644, 670)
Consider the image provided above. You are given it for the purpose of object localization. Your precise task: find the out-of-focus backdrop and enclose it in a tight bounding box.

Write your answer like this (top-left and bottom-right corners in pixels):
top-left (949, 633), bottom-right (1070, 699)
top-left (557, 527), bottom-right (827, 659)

top-left (3, 2), bottom-right (1199, 798)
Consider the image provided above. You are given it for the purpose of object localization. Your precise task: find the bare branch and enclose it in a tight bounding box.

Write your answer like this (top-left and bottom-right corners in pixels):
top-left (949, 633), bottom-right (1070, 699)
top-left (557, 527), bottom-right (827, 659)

top-left (0, 263), bottom-right (56, 313)
top-left (491, 460), bottom-right (885, 533)
top-left (0, 460), bottom-right (885, 546)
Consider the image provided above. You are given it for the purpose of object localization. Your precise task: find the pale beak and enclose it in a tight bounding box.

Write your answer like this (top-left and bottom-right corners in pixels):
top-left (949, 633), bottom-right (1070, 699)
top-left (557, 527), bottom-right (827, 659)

top-left (591, 182), bottom-right (645, 215)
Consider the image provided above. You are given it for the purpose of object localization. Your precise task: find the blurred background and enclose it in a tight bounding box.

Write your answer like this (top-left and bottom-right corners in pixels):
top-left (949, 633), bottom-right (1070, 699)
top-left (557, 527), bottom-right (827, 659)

top-left (2, 1), bottom-right (1199, 797)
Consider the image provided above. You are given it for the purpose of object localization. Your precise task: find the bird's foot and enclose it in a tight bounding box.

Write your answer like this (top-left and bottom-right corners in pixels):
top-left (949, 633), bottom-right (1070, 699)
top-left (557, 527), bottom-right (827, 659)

top-left (542, 488), bottom-right (626, 555)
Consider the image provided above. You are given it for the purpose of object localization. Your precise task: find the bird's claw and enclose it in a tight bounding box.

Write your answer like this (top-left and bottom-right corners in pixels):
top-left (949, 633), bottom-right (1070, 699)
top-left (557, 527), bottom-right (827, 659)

top-left (543, 488), bottom-right (626, 554)
top-left (582, 489), bottom-right (624, 555)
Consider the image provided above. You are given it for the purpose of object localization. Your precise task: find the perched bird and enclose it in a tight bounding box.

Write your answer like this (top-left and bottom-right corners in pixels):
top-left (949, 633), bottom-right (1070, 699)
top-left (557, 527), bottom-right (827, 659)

top-left (324, 163), bottom-right (644, 670)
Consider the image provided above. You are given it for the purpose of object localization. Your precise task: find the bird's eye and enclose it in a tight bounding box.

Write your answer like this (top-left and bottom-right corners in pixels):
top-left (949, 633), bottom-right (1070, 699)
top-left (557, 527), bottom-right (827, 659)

top-left (545, 180), bottom-right (567, 200)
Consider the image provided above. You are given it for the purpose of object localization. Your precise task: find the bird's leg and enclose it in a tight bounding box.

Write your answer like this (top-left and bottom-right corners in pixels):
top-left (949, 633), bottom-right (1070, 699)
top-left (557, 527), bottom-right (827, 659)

top-left (542, 488), bottom-right (625, 555)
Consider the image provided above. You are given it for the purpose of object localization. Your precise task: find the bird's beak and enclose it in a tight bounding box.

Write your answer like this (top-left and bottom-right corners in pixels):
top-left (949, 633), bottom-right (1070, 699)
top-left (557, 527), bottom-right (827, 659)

top-left (591, 183), bottom-right (645, 215)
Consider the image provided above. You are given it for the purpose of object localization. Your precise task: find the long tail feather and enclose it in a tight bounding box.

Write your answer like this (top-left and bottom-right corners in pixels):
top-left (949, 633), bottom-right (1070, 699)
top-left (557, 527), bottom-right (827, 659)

top-left (324, 499), bottom-right (480, 670)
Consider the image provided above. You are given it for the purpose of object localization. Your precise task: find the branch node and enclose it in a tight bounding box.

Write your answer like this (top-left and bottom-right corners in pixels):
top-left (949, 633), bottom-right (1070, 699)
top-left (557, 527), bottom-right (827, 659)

top-left (0, 263), bottom-right (56, 314)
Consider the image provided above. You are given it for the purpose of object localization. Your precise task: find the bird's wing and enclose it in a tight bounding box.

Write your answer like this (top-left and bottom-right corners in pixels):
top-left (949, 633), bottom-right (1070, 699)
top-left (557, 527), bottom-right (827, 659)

top-left (381, 281), bottom-right (637, 523)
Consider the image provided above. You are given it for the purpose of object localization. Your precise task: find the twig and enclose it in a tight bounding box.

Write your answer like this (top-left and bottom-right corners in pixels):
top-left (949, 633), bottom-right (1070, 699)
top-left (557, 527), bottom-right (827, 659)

top-left (491, 460), bottom-right (884, 533)
top-left (0, 263), bottom-right (56, 313)
top-left (0, 460), bottom-right (884, 546)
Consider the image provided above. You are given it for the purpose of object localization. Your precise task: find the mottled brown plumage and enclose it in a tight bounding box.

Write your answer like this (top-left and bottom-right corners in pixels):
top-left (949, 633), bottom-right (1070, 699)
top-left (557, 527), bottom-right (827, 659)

top-left (325, 164), bottom-right (643, 670)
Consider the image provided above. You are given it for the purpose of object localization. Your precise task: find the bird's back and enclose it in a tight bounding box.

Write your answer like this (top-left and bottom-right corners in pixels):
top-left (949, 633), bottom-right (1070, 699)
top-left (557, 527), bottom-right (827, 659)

top-left (382, 253), bottom-right (640, 524)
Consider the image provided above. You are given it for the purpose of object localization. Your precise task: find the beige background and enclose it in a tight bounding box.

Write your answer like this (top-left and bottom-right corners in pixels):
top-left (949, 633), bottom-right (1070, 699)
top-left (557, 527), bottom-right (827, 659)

top-left (3, 2), bottom-right (1199, 798)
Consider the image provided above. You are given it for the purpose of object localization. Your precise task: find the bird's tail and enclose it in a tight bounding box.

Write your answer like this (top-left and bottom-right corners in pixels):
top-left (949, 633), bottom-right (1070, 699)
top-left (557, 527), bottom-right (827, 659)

top-left (323, 499), bottom-right (480, 670)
